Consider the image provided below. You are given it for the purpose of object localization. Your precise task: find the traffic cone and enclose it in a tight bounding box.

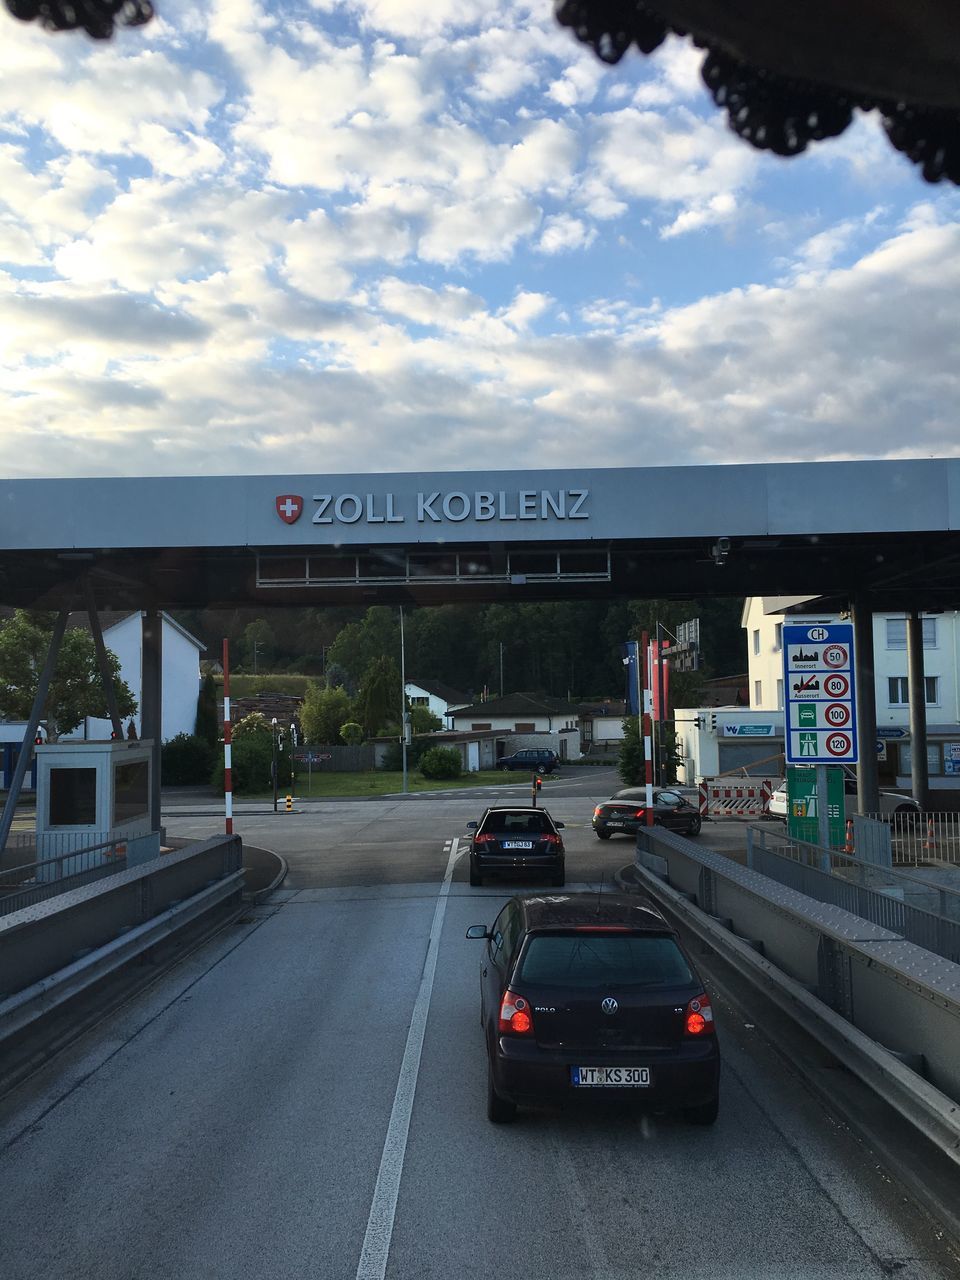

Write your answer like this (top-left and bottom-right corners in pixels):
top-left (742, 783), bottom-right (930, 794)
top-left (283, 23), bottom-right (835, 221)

top-left (843, 819), bottom-right (854, 855)
top-left (923, 816), bottom-right (936, 852)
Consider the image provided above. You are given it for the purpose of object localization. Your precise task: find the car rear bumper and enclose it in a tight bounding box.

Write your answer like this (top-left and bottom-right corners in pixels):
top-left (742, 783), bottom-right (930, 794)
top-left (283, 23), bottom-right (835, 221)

top-left (473, 854), bottom-right (563, 873)
top-left (493, 1036), bottom-right (720, 1109)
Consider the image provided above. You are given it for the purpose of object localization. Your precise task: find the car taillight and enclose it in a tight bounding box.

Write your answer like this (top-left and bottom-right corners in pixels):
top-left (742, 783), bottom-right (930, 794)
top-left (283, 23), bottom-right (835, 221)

top-left (684, 994), bottom-right (715, 1036)
top-left (542, 832), bottom-right (562, 845)
top-left (474, 832), bottom-right (496, 844)
top-left (634, 808), bottom-right (647, 819)
top-left (593, 805), bottom-right (603, 818)
top-left (498, 991), bottom-right (534, 1035)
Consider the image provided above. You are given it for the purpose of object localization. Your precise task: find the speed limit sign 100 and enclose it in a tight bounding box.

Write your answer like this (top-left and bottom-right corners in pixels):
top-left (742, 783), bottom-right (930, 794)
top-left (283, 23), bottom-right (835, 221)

top-left (825, 702), bottom-right (850, 728)
top-left (823, 673), bottom-right (849, 698)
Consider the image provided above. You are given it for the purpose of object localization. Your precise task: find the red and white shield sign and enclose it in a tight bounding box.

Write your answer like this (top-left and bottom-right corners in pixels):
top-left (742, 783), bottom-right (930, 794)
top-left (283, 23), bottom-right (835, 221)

top-left (275, 494), bottom-right (303, 524)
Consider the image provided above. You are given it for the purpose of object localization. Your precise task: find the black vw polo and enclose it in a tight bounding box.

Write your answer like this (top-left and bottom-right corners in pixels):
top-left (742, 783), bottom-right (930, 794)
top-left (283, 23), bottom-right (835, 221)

top-left (466, 893), bottom-right (720, 1124)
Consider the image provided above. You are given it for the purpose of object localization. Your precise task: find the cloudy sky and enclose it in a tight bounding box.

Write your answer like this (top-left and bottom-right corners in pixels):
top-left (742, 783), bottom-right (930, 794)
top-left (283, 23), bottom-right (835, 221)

top-left (1, 0), bottom-right (959, 479)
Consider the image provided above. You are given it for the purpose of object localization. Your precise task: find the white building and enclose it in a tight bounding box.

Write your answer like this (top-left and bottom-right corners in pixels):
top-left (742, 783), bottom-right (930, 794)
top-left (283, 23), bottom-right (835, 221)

top-left (404, 679), bottom-right (470, 723)
top-left (676, 600), bottom-right (960, 790)
top-left (448, 692), bottom-right (582, 759)
top-left (0, 612), bottom-right (205, 787)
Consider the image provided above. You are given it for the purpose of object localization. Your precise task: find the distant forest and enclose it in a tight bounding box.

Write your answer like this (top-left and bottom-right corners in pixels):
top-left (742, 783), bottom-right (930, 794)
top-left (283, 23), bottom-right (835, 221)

top-left (177, 598), bottom-right (747, 703)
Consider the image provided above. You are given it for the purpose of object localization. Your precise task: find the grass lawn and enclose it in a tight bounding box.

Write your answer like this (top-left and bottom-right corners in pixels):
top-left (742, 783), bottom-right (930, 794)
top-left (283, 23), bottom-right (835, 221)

top-left (236, 769), bottom-right (541, 799)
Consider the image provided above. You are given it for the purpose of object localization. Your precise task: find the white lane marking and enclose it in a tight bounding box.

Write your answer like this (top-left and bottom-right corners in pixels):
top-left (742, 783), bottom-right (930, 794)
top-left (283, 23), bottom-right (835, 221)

top-left (355, 836), bottom-right (462, 1280)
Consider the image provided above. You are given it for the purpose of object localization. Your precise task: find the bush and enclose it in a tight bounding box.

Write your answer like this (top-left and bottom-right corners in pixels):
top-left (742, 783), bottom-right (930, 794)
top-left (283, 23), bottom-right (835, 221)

top-left (419, 746), bottom-right (462, 780)
top-left (211, 732), bottom-right (274, 794)
top-left (380, 737), bottom-right (431, 771)
top-left (162, 733), bottom-right (215, 785)
top-left (340, 721), bottom-right (364, 745)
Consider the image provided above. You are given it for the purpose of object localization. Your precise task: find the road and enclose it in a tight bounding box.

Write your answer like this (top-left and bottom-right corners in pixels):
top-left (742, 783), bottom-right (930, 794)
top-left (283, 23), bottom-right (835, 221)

top-left (0, 773), bottom-right (957, 1280)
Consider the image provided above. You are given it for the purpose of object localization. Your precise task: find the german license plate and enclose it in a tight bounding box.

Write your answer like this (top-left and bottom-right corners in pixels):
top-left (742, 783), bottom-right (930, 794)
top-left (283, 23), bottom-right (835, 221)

top-left (572, 1066), bottom-right (651, 1087)
top-left (502, 840), bottom-right (533, 849)
top-left (606, 821), bottom-right (625, 828)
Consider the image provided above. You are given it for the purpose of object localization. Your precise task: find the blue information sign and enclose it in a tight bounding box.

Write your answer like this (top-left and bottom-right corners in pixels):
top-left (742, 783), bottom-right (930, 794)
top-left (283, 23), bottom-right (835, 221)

top-left (783, 623), bottom-right (858, 765)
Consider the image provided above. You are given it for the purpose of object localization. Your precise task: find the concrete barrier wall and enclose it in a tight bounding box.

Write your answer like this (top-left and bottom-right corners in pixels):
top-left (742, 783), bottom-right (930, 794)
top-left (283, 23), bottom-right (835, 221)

top-left (637, 828), bottom-right (960, 1104)
top-left (0, 836), bottom-right (242, 996)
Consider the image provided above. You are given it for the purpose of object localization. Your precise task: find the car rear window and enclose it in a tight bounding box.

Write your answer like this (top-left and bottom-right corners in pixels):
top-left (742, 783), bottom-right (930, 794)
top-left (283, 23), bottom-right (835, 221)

top-left (516, 933), bottom-right (693, 989)
top-left (481, 812), bottom-right (553, 834)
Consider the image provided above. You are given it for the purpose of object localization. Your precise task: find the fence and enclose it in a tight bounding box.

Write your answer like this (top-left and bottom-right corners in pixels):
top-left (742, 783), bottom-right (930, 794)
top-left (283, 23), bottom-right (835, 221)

top-left (745, 824), bottom-right (960, 965)
top-left (879, 811), bottom-right (960, 866)
top-left (0, 833), bottom-right (129, 917)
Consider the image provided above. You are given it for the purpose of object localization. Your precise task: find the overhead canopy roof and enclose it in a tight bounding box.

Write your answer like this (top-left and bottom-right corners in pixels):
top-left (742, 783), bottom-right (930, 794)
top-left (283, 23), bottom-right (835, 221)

top-left (1, 459), bottom-right (958, 612)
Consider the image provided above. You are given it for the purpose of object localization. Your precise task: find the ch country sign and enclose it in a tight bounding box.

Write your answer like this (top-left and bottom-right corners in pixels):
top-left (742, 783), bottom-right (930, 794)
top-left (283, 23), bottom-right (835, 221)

top-left (274, 488), bottom-right (590, 527)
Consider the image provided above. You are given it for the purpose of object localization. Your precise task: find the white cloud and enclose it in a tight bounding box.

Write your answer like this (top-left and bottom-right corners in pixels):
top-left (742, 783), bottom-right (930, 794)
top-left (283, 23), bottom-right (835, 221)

top-left (538, 213), bottom-right (595, 254)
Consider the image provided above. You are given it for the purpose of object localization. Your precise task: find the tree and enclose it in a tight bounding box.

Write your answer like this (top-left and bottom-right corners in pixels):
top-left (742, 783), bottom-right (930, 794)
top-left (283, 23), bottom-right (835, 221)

top-left (327, 606), bottom-right (399, 684)
top-left (340, 721), bottom-right (364, 745)
top-left (618, 716), bottom-right (645, 787)
top-left (409, 705), bottom-right (442, 734)
top-left (300, 682), bottom-right (353, 744)
top-left (195, 672), bottom-right (219, 747)
top-left (356, 655), bottom-right (402, 736)
top-left (0, 610), bottom-right (137, 740)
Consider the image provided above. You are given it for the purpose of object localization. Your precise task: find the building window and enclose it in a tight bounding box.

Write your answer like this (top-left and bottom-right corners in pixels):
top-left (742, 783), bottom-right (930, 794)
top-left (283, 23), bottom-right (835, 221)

top-left (514, 722), bottom-right (536, 732)
top-left (885, 617), bottom-right (937, 649)
top-left (888, 677), bottom-right (940, 705)
top-left (775, 623), bottom-right (783, 651)
top-left (409, 696), bottom-right (429, 707)
top-left (471, 722), bottom-right (491, 730)
top-left (752, 629), bottom-right (760, 655)
top-left (754, 679), bottom-right (762, 705)
top-left (776, 679), bottom-right (784, 710)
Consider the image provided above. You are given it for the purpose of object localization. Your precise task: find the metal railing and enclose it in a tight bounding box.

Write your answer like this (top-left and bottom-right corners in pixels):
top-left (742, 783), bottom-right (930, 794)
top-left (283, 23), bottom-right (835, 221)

top-left (745, 824), bottom-right (960, 965)
top-left (0, 835), bottom-right (128, 917)
top-left (879, 811), bottom-right (960, 866)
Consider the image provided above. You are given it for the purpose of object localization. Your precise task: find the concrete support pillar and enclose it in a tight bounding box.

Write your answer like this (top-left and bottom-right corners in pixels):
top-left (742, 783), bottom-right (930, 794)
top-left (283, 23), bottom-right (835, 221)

top-left (852, 596), bottom-right (880, 815)
top-left (141, 610), bottom-right (163, 835)
top-left (907, 610), bottom-right (930, 809)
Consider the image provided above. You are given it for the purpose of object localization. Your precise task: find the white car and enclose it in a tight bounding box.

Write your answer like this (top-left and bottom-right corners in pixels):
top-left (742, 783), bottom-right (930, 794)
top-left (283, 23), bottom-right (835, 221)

top-left (767, 772), bottom-right (921, 823)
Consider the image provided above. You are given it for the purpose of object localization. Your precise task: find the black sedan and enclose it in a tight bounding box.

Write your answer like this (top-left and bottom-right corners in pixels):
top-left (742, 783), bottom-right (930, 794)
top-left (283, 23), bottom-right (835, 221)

top-left (593, 788), bottom-right (702, 839)
top-left (466, 892), bottom-right (720, 1124)
top-left (467, 806), bottom-right (565, 887)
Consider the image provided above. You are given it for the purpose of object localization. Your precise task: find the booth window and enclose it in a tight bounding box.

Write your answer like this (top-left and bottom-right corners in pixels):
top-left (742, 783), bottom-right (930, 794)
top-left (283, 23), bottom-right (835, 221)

top-left (114, 761), bottom-right (149, 825)
top-left (49, 767), bottom-right (97, 827)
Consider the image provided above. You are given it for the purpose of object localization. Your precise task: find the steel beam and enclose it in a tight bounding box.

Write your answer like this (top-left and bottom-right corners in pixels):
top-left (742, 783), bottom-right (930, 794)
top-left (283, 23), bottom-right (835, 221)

top-left (907, 611), bottom-right (930, 809)
top-left (852, 596), bottom-right (880, 815)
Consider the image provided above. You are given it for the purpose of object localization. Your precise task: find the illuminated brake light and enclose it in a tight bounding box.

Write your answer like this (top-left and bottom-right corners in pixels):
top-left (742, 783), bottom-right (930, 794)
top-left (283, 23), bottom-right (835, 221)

top-left (634, 808), bottom-right (647, 819)
top-left (499, 991), bottom-right (534, 1036)
top-left (474, 832), bottom-right (496, 844)
top-left (542, 833), bottom-right (562, 845)
top-left (684, 994), bottom-right (715, 1036)
top-left (593, 806), bottom-right (603, 818)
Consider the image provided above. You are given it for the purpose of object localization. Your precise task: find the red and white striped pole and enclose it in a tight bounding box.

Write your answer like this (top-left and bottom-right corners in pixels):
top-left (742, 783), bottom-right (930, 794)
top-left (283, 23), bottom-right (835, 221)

top-left (222, 638), bottom-right (233, 836)
top-left (641, 630), bottom-right (654, 826)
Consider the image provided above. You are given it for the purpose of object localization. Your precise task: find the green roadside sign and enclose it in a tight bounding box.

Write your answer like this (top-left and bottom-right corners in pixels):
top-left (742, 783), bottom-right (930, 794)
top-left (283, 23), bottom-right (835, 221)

top-left (786, 767), bottom-right (844, 847)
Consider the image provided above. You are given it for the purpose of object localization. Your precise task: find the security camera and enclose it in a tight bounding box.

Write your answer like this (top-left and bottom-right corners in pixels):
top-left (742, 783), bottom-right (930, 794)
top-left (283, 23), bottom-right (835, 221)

top-left (710, 536), bottom-right (730, 566)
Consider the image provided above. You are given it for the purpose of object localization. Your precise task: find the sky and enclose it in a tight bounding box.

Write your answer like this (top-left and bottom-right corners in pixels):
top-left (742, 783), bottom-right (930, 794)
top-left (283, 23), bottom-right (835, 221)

top-left (1, 0), bottom-right (959, 479)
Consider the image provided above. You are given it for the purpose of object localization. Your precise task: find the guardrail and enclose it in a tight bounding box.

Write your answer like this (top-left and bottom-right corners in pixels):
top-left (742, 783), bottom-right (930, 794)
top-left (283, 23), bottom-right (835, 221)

top-left (633, 826), bottom-right (960, 1167)
top-left (745, 824), bottom-right (960, 964)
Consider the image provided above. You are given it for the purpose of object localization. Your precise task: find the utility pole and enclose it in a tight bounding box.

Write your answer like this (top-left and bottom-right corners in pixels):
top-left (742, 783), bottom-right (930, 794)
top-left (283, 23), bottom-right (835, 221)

top-left (400, 607), bottom-right (409, 795)
top-left (500, 641), bottom-right (504, 697)
top-left (271, 717), bottom-right (279, 813)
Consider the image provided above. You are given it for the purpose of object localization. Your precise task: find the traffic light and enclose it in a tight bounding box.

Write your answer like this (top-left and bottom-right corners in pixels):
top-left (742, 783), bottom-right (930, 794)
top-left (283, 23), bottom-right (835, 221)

top-left (709, 712), bottom-right (717, 732)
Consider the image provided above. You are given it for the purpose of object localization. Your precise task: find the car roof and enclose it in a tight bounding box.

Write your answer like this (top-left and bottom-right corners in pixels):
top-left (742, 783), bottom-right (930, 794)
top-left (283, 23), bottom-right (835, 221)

top-left (513, 892), bottom-right (673, 933)
top-left (480, 805), bottom-right (556, 819)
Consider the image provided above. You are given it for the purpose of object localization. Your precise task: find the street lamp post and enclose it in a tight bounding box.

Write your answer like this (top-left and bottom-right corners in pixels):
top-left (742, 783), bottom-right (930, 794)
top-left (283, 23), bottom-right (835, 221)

top-left (271, 717), bottom-right (279, 813)
top-left (400, 607), bottom-right (409, 795)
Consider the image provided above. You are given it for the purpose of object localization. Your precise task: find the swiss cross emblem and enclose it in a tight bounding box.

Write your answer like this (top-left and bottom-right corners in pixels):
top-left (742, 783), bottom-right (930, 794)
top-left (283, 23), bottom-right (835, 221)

top-left (276, 495), bottom-right (303, 524)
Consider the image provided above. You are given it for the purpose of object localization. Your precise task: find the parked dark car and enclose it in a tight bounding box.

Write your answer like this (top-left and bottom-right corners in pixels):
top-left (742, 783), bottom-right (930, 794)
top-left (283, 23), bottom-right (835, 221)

top-left (593, 788), bottom-right (702, 839)
top-left (467, 806), bottom-right (565, 886)
top-left (496, 748), bottom-right (561, 774)
top-left (466, 892), bottom-right (720, 1124)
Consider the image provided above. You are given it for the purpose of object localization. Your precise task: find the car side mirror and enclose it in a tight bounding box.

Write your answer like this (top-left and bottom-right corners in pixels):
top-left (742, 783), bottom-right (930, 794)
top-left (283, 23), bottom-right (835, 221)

top-left (555, 821), bottom-right (565, 829)
top-left (465, 925), bottom-right (490, 940)
top-left (466, 820), bottom-right (478, 829)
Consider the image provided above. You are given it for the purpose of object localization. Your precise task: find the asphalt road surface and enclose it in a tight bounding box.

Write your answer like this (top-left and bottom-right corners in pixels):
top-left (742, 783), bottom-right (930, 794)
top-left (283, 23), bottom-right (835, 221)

top-left (1, 779), bottom-right (957, 1280)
